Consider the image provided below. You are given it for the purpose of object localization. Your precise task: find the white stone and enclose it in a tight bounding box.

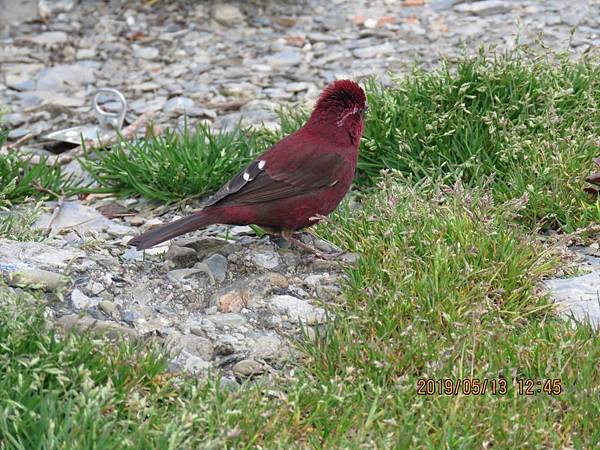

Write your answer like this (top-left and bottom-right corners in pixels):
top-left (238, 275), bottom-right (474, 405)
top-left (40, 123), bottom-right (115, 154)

top-left (34, 202), bottom-right (132, 236)
top-left (213, 3), bottom-right (245, 26)
top-left (268, 295), bottom-right (326, 324)
top-left (30, 31), bottom-right (68, 46)
top-left (454, 1), bottom-right (511, 16)
top-left (544, 272), bottom-right (600, 329)
top-left (252, 251), bottom-right (280, 270)
top-left (71, 288), bottom-right (99, 309)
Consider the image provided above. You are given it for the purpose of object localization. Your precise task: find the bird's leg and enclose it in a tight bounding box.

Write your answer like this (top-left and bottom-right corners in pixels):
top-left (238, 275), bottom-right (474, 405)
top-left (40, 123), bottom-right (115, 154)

top-left (280, 229), bottom-right (340, 259)
top-left (298, 230), bottom-right (344, 254)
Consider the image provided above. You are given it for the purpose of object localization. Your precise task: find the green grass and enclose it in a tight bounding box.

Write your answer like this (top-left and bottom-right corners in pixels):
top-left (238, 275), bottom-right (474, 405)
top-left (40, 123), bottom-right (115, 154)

top-left (0, 125), bottom-right (70, 241)
top-left (0, 128), bottom-right (75, 204)
top-left (2, 180), bottom-right (599, 448)
top-left (80, 122), bottom-right (272, 202)
top-left (361, 48), bottom-right (600, 230)
top-left (0, 198), bottom-right (44, 241)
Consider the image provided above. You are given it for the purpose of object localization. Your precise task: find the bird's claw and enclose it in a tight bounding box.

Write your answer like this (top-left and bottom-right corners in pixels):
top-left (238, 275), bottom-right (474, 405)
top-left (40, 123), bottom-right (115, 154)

top-left (300, 249), bottom-right (346, 262)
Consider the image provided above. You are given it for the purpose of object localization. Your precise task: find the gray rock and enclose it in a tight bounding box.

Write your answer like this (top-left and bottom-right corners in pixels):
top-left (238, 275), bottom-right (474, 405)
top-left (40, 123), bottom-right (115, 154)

top-left (0, 0), bottom-right (38, 25)
top-left (98, 300), bottom-right (119, 319)
top-left (206, 313), bottom-right (247, 329)
top-left (561, 11), bottom-right (583, 27)
top-left (341, 253), bottom-right (360, 264)
top-left (430, 0), bottom-right (462, 11)
top-left (6, 77), bottom-right (35, 91)
top-left (252, 251), bottom-right (280, 270)
top-left (285, 82), bottom-right (313, 93)
top-left (132, 45), bottom-right (160, 60)
top-left (5, 113), bottom-right (25, 127)
top-left (251, 334), bottom-right (282, 359)
top-left (76, 48), bottom-right (96, 59)
top-left (544, 272), bottom-right (600, 329)
top-left (165, 244), bottom-right (198, 268)
top-left (213, 3), bottom-right (245, 26)
top-left (305, 235), bottom-right (343, 254)
top-left (0, 239), bottom-right (84, 270)
top-left (454, 1), bottom-right (511, 16)
top-left (71, 288), bottom-right (99, 309)
top-left (179, 335), bottom-right (214, 360)
top-left (164, 96), bottom-right (196, 116)
top-left (185, 355), bottom-right (212, 375)
top-left (28, 90), bottom-right (86, 109)
top-left (458, 21), bottom-right (486, 39)
top-left (130, 96), bottom-right (167, 114)
top-left (6, 268), bottom-right (67, 291)
top-left (200, 254), bottom-right (228, 283)
top-left (38, 0), bottom-right (74, 19)
top-left (228, 226), bottom-right (254, 236)
top-left (172, 235), bottom-right (221, 250)
top-left (166, 268), bottom-right (207, 284)
top-left (34, 202), bottom-right (132, 237)
top-left (232, 358), bottom-right (264, 377)
top-left (266, 50), bottom-right (303, 68)
top-left (353, 42), bottom-right (394, 59)
top-left (218, 376), bottom-right (240, 391)
top-left (268, 295), bottom-right (326, 324)
top-left (56, 314), bottom-right (139, 340)
top-left (7, 128), bottom-right (30, 139)
top-left (88, 281), bottom-right (105, 295)
top-left (35, 64), bottom-right (96, 91)
top-left (30, 31), bottom-right (68, 46)
top-left (131, 284), bottom-right (153, 305)
top-left (121, 310), bottom-right (140, 324)
top-left (304, 274), bottom-right (327, 287)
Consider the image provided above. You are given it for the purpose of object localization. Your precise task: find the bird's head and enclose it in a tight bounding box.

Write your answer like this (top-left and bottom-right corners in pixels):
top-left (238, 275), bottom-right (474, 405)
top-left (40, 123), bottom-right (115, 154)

top-left (309, 79), bottom-right (367, 145)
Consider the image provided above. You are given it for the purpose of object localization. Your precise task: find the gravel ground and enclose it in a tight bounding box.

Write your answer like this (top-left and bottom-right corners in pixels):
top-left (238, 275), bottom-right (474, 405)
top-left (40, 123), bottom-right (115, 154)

top-left (1, 0), bottom-right (597, 146)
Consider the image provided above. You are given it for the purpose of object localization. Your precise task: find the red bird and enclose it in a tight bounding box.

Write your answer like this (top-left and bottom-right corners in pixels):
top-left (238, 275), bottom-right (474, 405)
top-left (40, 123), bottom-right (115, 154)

top-left (129, 79), bottom-right (367, 256)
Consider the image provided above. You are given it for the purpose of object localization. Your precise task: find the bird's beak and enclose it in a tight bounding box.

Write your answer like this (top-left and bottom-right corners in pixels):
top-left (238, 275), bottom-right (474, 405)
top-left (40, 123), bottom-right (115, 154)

top-left (361, 104), bottom-right (369, 118)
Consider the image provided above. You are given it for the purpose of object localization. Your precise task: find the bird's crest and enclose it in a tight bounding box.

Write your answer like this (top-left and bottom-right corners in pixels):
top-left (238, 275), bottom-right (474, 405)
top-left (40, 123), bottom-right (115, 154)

top-left (315, 80), bottom-right (366, 112)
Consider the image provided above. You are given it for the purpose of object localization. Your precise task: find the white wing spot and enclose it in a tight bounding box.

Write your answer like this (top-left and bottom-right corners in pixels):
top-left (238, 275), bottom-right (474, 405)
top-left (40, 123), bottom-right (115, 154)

top-left (243, 172), bottom-right (251, 181)
top-left (329, 179), bottom-right (339, 186)
top-left (258, 160), bottom-right (266, 170)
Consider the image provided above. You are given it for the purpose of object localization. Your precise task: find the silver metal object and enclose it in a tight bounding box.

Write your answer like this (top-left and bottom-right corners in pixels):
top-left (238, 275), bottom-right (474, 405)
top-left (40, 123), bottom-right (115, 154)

top-left (44, 88), bottom-right (127, 145)
top-left (93, 87), bottom-right (127, 130)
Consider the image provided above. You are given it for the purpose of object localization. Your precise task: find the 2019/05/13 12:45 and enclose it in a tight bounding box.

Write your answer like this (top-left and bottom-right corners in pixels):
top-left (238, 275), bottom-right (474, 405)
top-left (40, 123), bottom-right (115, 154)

top-left (416, 378), bottom-right (563, 396)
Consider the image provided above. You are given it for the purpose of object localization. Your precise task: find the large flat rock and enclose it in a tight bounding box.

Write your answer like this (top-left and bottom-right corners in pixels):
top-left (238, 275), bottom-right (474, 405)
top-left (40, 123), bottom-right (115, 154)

top-left (0, 239), bottom-right (84, 272)
top-left (34, 202), bottom-right (132, 236)
top-left (544, 271), bottom-right (600, 329)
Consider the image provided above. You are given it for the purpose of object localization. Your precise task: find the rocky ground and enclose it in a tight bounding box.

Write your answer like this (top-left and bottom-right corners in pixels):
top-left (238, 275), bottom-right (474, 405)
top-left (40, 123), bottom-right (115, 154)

top-left (1, 0), bottom-right (597, 143)
top-left (1, 0), bottom-right (600, 380)
top-left (1, 205), bottom-right (351, 382)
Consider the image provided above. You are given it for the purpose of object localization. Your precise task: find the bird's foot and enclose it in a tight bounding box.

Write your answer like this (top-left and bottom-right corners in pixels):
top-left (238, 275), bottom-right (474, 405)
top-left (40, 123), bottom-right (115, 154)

top-left (305, 250), bottom-right (346, 261)
top-left (281, 229), bottom-right (344, 260)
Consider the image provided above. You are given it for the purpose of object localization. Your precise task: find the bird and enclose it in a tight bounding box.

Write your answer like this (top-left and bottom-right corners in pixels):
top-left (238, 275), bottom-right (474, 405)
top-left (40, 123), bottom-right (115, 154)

top-left (129, 79), bottom-right (367, 257)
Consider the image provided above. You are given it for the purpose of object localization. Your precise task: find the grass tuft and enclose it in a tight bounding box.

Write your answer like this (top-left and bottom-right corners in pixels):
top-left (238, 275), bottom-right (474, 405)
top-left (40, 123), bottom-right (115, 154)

top-left (361, 47), bottom-right (600, 229)
top-left (80, 122), bottom-right (272, 203)
top-left (0, 154), bottom-right (74, 204)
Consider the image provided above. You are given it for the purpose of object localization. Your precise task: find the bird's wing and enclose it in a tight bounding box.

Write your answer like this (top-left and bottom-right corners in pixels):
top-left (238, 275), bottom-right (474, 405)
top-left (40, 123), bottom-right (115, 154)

top-left (202, 142), bottom-right (347, 207)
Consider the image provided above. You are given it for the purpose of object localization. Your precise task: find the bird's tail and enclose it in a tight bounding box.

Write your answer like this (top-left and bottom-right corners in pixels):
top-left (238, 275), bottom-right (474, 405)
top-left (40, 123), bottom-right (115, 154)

top-left (128, 211), bottom-right (216, 250)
